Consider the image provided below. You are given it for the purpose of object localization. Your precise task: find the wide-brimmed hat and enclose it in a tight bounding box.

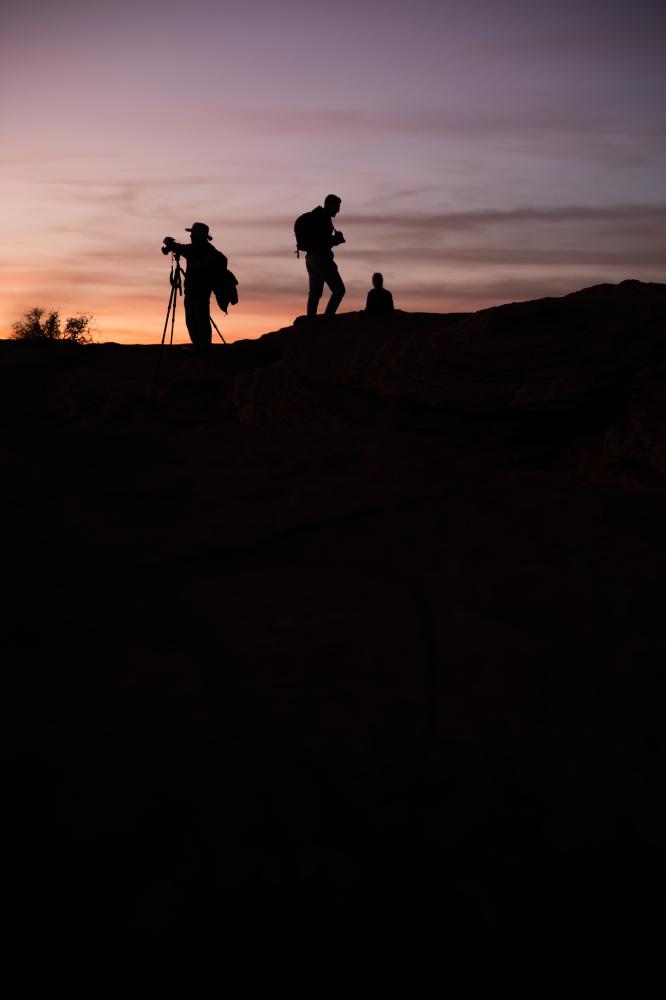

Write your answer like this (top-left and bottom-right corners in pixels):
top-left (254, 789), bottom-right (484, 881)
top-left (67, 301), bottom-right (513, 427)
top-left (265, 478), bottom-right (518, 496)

top-left (185, 222), bottom-right (213, 240)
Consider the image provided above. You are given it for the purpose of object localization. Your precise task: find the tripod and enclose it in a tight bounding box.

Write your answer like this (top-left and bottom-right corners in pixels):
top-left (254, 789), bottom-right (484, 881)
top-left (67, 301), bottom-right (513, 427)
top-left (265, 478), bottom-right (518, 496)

top-left (161, 252), bottom-right (183, 345)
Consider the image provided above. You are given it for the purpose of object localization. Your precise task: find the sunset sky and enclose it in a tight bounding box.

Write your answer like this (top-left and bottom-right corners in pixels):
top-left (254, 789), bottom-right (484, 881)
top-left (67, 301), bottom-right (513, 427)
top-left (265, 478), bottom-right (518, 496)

top-left (2, 0), bottom-right (665, 343)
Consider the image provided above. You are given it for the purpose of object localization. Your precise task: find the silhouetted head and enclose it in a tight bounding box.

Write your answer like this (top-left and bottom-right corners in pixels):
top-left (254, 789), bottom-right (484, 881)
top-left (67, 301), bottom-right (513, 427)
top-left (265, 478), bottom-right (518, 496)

top-left (372, 272), bottom-right (383, 288)
top-left (324, 194), bottom-right (342, 218)
top-left (186, 222), bottom-right (213, 244)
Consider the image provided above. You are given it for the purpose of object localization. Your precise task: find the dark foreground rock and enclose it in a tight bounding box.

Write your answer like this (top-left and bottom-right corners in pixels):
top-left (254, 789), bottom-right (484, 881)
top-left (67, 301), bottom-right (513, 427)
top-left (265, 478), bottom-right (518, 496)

top-left (3, 281), bottom-right (666, 996)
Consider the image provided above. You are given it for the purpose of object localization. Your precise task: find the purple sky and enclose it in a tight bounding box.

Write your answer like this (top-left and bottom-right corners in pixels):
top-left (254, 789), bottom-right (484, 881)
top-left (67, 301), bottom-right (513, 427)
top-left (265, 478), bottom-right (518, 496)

top-left (2, 0), bottom-right (665, 342)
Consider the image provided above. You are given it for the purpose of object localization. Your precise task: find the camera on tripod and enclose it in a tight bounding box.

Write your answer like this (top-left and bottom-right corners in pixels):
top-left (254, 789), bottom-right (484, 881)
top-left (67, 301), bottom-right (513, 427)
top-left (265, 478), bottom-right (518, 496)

top-left (161, 236), bottom-right (177, 256)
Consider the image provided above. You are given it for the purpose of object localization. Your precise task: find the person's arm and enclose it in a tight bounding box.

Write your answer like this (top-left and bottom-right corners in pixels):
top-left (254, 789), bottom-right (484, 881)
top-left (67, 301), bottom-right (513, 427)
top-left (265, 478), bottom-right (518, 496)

top-left (387, 291), bottom-right (394, 312)
top-left (312, 212), bottom-right (342, 251)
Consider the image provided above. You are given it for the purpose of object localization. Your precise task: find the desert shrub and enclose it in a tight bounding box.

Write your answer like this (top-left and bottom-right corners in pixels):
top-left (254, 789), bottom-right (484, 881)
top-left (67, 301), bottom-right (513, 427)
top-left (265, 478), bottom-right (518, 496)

top-left (12, 307), bottom-right (96, 344)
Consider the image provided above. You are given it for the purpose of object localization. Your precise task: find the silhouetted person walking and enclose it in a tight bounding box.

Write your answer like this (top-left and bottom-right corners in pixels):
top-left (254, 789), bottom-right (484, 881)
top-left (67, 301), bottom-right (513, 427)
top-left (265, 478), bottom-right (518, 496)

top-left (294, 194), bottom-right (346, 318)
top-left (162, 223), bottom-right (227, 351)
top-left (364, 273), bottom-right (394, 316)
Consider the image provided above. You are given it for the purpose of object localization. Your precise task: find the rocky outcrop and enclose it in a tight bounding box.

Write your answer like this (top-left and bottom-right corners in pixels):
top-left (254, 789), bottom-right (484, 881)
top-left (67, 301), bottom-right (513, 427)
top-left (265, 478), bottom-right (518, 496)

top-left (233, 281), bottom-right (666, 424)
top-left (229, 280), bottom-right (666, 484)
top-left (3, 281), bottom-right (666, 484)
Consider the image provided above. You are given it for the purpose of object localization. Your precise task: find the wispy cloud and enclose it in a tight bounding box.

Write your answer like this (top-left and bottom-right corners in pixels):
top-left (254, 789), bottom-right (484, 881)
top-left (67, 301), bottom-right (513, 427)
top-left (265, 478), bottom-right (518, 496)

top-left (173, 105), bottom-right (666, 165)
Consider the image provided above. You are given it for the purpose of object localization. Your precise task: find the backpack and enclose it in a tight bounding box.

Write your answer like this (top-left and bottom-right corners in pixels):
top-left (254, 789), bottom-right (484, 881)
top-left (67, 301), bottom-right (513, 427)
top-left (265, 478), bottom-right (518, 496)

top-left (294, 211), bottom-right (317, 256)
top-left (214, 269), bottom-right (239, 313)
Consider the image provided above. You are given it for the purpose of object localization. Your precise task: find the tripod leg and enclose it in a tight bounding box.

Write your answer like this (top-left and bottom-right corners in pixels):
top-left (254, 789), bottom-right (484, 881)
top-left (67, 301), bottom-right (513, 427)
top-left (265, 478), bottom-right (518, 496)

top-left (161, 283), bottom-right (176, 345)
top-left (211, 316), bottom-right (226, 344)
top-left (170, 291), bottom-right (178, 345)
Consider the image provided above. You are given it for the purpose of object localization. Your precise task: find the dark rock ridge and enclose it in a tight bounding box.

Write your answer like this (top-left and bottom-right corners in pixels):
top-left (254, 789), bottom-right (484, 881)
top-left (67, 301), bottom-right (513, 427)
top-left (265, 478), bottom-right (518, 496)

top-left (3, 280), bottom-right (666, 995)
top-left (237, 279), bottom-right (666, 419)
top-left (4, 278), bottom-right (666, 484)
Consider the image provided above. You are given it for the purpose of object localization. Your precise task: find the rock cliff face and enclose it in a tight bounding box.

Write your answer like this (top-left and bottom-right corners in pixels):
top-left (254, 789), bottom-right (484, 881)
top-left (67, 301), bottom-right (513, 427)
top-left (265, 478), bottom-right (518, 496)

top-left (236, 280), bottom-right (663, 403)
top-left (230, 280), bottom-right (666, 485)
top-left (3, 280), bottom-right (666, 995)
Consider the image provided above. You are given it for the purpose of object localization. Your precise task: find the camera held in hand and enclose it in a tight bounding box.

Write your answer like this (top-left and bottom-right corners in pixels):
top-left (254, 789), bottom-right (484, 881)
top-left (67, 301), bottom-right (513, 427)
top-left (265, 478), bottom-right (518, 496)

top-left (334, 230), bottom-right (345, 246)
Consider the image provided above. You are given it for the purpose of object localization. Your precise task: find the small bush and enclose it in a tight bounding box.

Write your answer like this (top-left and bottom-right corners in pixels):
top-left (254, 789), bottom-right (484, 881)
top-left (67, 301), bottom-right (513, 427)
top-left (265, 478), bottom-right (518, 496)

top-left (12, 307), bottom-right (96, 344)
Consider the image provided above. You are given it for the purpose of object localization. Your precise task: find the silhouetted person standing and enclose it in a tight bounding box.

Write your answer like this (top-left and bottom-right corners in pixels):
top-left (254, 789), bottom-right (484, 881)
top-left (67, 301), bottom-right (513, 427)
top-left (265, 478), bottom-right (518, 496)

top-left (364, 273), bottom-right (394, 316)
top-left (296, 194), bottom-right (346, 318)
top-left (162, 223), bottom-right (227, 351)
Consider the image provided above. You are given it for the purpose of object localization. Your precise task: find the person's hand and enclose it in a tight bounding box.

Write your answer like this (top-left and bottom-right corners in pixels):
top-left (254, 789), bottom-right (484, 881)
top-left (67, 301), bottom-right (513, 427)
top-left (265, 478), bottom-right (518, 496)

top-left (334, 231), bottom-right (345, 245)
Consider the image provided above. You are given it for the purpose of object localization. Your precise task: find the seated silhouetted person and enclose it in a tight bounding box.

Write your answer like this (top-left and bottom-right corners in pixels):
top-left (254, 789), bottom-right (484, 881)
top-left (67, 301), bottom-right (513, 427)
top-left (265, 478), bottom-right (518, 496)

top-left (364, 273), bottom-right (394, 316)
top-left (162, 222), bottom-right (227, 351)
